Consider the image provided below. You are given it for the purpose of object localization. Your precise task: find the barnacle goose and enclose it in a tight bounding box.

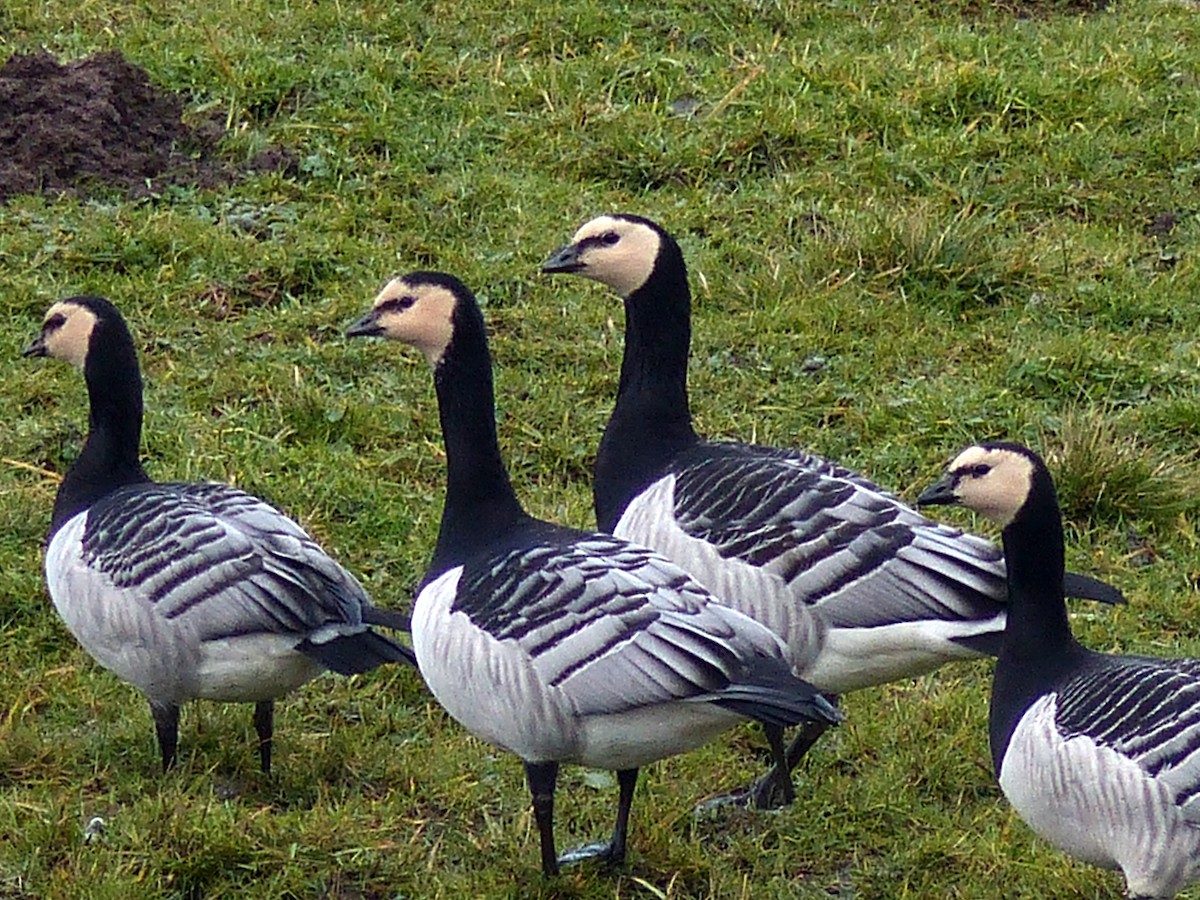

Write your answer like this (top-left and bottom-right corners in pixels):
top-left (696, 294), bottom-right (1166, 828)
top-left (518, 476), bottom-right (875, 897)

top-left (23, 296), bottom-right (415, 773)
top-left (918, 441), bottom-right (1200, 899)
top-left (542, 214), bottom-right (1125, 808)
top-left (345, 272), bottom-right (841, 875)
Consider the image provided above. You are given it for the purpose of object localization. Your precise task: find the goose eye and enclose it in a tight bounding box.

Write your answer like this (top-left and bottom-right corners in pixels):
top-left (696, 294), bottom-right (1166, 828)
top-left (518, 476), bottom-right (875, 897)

top-left (600, 231), bottom-right (620, 246)
top-left (44, 312), bottom-right (67, 332)
top-left (379, 295), bottom-right (417, 313)
top-left (970, 464), bottom-right (991, 477)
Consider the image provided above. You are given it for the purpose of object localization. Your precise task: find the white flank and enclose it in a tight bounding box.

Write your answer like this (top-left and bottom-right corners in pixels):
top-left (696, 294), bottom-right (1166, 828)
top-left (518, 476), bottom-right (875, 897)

top-left (805, 615), bottom-right (1004, 693)
top-left (47, 513), bottom-right (199, 700)
top-left (412, 566), bottom-right (576, 763)
top-left (1000, 695), bottom-right (1200, 898)
top-left (615, 477), bottom-right (822, 666)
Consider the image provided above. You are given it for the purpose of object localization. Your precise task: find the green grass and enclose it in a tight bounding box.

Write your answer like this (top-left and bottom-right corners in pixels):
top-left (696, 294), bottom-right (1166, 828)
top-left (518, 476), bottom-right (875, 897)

top-left (3, 0), bottom-right (1200, 896)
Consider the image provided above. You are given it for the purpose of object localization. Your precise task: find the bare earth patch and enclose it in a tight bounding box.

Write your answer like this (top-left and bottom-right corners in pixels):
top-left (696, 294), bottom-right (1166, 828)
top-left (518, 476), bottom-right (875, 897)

top-left (0, 50), bottom-right (292, 202)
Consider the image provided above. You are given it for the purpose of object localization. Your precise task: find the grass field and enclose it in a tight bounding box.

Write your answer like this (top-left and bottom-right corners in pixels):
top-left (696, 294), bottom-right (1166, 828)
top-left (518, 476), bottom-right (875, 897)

top-left (4, 0), bottom-right (1200, 896)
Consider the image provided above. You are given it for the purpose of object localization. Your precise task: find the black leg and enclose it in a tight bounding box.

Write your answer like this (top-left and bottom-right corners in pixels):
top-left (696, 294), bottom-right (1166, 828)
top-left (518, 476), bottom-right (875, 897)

top-left (524, 761), bottom-right (560, 877)
top-left (150, 700), bottom-right (180, 773)
top-left (783, 698), bottom-right (840, 771)
top-left (756, 724), bottom-right (797, 809)
top-left (746, 718), bottom-right (831, 809)
top-left (606, 768), bottom-right (639, 866)
top-left (253, 701), bottom-right (274, 775)
top-left (695, 694), bottom-right (840, 813)
top-left (558, 768), bottom-right (640, 869)
top-left (746, 696), bottom-right (840, 810)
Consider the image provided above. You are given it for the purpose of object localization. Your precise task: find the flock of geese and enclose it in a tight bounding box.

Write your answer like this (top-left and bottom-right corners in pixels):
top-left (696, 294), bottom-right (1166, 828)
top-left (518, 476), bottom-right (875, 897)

top-left (18, 213), bottom-right (1200, 896)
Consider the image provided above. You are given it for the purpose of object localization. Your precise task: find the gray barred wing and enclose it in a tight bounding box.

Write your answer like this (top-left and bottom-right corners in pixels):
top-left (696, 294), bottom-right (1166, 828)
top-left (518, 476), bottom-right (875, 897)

top-left (452, 532), bottom-right (771, 717)
top-left (80, 482), bottom-right (368, 639)
top-left (669, 443), bottom-right (1007, 627)
top-left (1056, 656), bottom-right (1200, 820)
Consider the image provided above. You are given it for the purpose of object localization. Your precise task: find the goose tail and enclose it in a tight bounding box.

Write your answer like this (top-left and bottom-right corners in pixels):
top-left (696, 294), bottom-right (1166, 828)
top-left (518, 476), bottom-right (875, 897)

top-left (707, 660), bottom-right (844, 728)
top-left (299, 628), bottom-right (417, 674)
top-left (361, 605), bottom-right (413, 631)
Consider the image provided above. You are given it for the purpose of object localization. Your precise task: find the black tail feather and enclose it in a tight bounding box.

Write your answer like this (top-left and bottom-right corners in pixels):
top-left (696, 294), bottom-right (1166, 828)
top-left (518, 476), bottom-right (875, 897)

top-left (361, 605), bottom-right (413, 631)
top-left (299, 629), bottom-right (417, 675)
top-left (948, 630), bottom-right (1004, 657)
top-left (1063, 571), bottom-right (1127, 606)
top-left (710, 660), bottom-right (844, 728)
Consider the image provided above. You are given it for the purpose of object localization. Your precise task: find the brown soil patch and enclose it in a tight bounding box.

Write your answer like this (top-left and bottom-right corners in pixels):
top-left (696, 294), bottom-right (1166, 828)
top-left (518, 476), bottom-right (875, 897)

top-left (993, 0), bottom-right (1108, 13)
top-left (925, 0), bottom-right (1109, 17)
top-left (0, 50), bottom-right (293, 202)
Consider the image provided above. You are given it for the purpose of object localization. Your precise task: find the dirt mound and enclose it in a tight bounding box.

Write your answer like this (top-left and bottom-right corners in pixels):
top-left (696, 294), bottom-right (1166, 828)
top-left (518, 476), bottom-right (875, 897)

top-left (0, 50), bottom-right (292, 202)
top-left (918, 0), bottom-right (1109, 18)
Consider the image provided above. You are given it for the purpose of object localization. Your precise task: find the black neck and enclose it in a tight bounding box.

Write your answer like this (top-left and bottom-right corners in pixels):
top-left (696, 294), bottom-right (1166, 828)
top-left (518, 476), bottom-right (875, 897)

top-left (51, 325), bottom-right (150, 535)
top-left (614, 258), bottom-right (694, 418)
top-left (425, 304), bottom-right (528, 579)
top-left (988, 477), bottom-right (1082, 769)
top-left (998, 489), bottom-right (1075, 656)
top-left (594, 246), bottom-right (699, 530)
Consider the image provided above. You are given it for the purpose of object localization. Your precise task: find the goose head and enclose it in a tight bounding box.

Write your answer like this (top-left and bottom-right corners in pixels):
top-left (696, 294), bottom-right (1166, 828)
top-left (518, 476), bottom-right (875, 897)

top-left (916, 442), bottom-right (1043, 528)
top-left (542, 214), bottom-right (666, 299)
top-left (22, 296), bottom-right (119, 370)
top-left (345, 272), bottom-right (471, 367)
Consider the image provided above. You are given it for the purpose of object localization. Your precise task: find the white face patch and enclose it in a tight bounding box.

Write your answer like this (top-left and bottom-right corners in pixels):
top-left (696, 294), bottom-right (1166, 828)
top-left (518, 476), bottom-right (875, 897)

top-left (946, 445), bottom-right (1036, 527)
top-left (368, 278), bottom-right (457, 367)
top-left (40, 301), bottom-right (98, 370)
top-left (566, 215), bottom-right (661, 297)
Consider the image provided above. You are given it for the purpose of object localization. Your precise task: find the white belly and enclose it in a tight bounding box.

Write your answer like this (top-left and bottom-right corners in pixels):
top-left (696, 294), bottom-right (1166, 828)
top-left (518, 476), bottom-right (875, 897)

top-left (194, 634), bottom-right (322, 701)
top-left (575, 702), bottom-right (742, 770)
